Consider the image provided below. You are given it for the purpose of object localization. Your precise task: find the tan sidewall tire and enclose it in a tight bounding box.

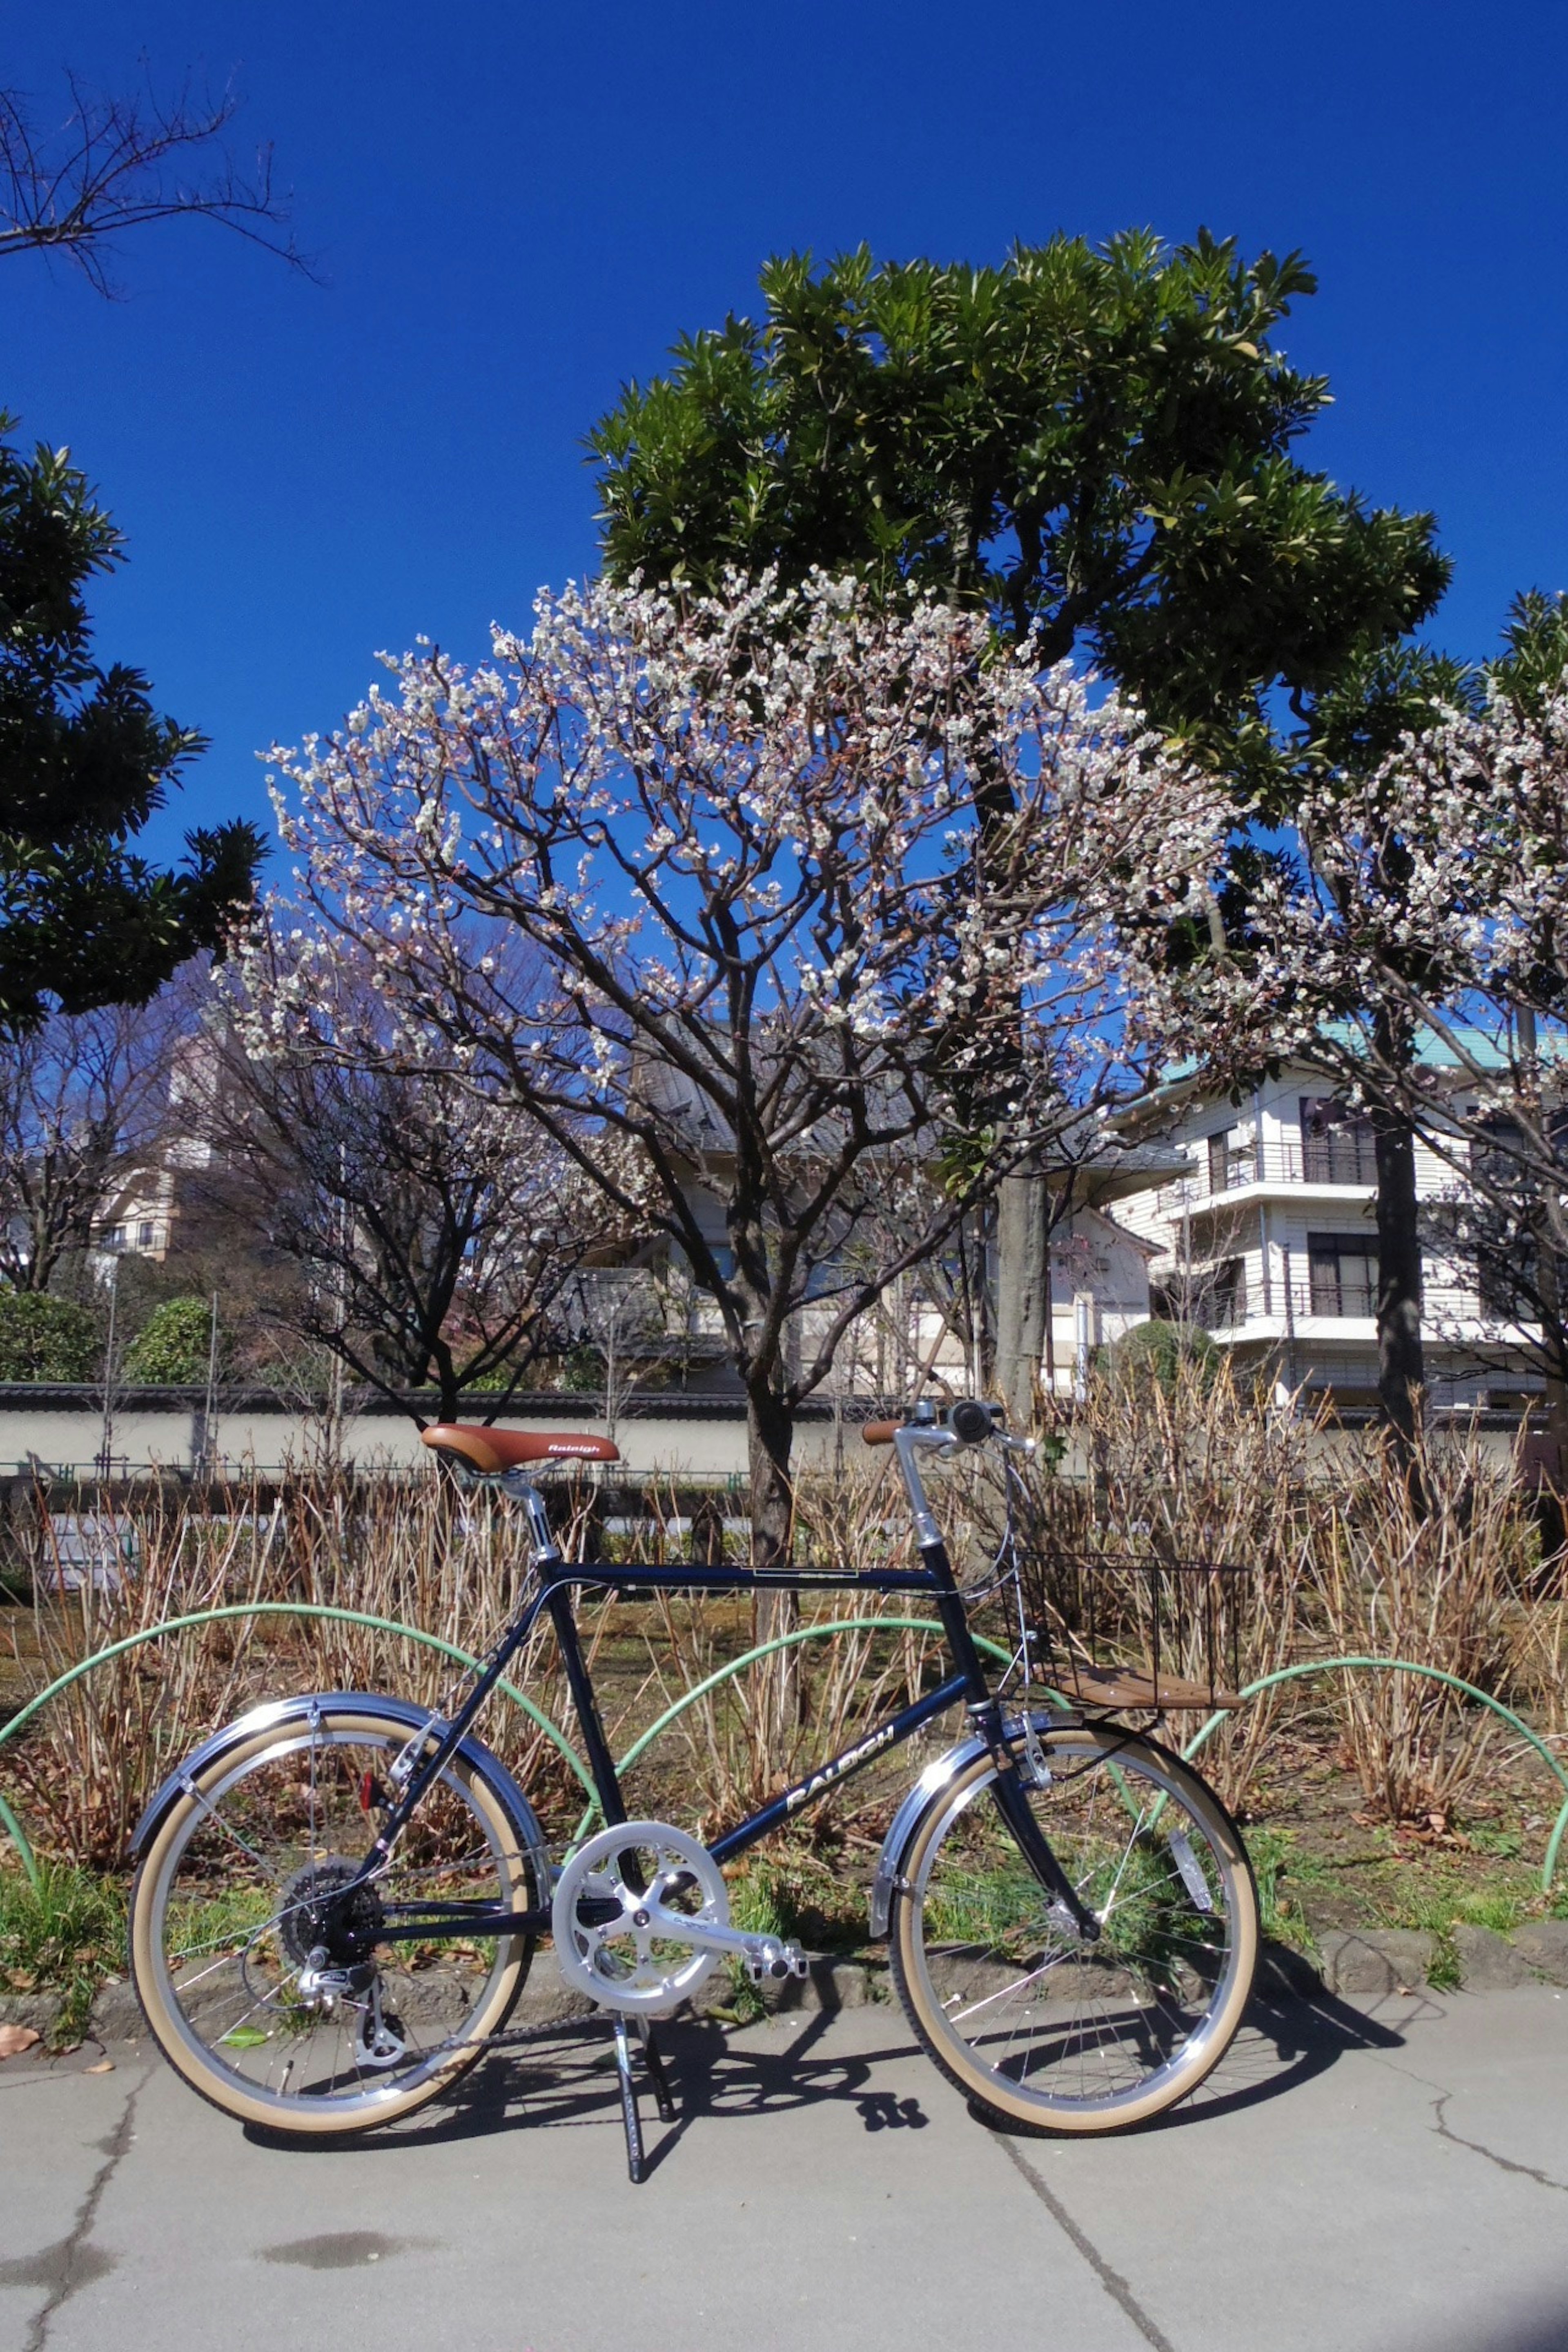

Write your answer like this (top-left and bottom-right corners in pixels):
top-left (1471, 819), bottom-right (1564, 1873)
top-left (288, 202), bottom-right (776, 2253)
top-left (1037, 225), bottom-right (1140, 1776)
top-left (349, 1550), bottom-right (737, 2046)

top-left (890, 1727), bottom-right (1259, 2135)
top-left (131, 1708), bottom-right (534, 2135)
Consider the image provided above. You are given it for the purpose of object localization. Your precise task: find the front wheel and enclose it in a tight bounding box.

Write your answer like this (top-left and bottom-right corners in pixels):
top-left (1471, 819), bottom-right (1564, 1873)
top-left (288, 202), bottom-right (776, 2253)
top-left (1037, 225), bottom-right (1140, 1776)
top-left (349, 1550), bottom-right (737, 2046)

top-left (130, 1699), bottom-right (542, 2135)
top-left (889, 1722), bottom-right (1258, 2134)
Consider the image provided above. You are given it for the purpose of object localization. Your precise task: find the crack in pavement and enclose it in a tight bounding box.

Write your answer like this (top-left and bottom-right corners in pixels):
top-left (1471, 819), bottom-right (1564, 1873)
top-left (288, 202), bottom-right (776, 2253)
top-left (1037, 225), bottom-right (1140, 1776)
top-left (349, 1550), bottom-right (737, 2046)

top-left (2, 2068), bottom-right (148, 2352)
top-left (990, 2131), bottom-right (1180, 2352)
top-left (1430, 2091), bottom-right (1568, 2196)
top-left (1368, 2052), bottom-right (1568, 2197)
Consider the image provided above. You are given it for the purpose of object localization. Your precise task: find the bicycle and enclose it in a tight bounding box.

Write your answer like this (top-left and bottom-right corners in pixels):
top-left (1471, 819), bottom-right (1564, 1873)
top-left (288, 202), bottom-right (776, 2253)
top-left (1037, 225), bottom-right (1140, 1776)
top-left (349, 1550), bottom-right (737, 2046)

top-left (127, 1401), bottom-right (1260, 2178)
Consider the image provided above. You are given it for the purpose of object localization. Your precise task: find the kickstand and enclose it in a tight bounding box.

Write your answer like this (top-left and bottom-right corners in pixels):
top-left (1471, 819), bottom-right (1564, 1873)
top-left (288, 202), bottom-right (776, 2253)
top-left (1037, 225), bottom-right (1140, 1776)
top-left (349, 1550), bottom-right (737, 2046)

top-left (637, 2018), bottom-right (677, 2125)
top-left (611, 2015), bottom-right (678, 2183)
top-left (612, 2016), bottom-right (647, 2184)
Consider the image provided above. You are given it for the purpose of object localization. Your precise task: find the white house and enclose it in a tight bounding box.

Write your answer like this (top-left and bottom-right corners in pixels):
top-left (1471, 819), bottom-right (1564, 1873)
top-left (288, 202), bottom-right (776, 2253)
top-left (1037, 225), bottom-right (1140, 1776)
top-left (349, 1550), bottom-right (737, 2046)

top-left (1114, 1058), bottom-right (1544, 1416)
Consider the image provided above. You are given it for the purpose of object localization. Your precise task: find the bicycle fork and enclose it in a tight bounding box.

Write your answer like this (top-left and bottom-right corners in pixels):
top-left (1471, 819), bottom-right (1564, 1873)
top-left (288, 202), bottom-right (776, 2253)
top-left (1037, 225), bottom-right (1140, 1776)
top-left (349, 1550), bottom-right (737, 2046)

top-left (987, 1746), bottom-right (1102, 1944)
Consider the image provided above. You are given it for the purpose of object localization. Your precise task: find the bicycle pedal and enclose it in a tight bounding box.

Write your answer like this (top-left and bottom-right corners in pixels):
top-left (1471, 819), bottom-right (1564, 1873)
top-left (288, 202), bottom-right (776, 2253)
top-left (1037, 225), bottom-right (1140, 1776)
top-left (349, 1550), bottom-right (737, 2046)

top-left (744, 1938), bottom-right (809, 1984)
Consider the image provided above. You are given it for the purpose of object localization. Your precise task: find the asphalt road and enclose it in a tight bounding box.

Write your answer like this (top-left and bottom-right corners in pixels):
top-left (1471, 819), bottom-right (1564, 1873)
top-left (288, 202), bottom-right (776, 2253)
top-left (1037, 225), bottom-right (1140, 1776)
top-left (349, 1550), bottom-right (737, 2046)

top-left (3, 1980), bottom-right (1568, 2352)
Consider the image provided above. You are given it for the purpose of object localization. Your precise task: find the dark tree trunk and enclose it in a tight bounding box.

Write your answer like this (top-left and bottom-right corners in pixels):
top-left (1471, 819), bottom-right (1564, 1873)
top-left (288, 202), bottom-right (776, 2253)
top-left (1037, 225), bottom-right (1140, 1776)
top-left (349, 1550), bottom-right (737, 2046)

top-left (746, 1379), bottom-right (799, 1746)
top-left (1371, 1099), bottom-right (1425, 1463)
top-left (996, 1163), bottom-right (1048, 1426)
top-left (746, 1381), bottom-right (795, 1573)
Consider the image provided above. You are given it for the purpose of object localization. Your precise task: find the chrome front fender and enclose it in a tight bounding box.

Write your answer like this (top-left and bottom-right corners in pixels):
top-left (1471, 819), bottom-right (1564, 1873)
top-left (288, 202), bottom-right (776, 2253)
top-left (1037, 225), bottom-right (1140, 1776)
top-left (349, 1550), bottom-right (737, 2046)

top-left (868, 1733), bottom-right (991, 1938)
top-left (867, 1711), bottom-right (1074, 1937)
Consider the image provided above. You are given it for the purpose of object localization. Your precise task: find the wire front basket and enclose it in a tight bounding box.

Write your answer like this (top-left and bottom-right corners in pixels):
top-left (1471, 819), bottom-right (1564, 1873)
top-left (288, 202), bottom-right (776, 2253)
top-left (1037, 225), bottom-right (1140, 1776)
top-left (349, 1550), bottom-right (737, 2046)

top-left (1013, 1548), bottom-right (1250, 1715)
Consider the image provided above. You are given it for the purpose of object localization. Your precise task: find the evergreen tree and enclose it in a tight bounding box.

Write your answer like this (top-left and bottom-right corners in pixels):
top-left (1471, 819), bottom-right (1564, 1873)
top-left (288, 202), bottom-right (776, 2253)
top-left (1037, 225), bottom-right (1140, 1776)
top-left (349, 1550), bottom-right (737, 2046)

top-left (0, 417), bottom-right (263, 1031)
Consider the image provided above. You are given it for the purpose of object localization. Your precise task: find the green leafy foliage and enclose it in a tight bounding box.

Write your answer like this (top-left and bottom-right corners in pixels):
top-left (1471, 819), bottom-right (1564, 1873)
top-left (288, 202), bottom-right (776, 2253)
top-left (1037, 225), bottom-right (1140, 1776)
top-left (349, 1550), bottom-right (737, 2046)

top-left (122, 1294), bottom-right (216, 1384)
top-left (0, 1862), bottom-right (125, 2045)
top-left (0, 1289), bottom-right (98, 1381)
top-left (1100, 1316), bottom-right (1221, 1394)
top-left (0, 416), bottom-right (265, 1030)
top-left (591, 231), bottom-right (1448, 796)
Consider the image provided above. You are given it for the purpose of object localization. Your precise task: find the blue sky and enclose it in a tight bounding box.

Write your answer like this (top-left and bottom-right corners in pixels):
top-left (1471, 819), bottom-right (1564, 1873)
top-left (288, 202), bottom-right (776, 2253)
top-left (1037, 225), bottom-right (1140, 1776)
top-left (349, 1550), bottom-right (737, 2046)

top-left (9, 1), bottom-right (1568, 868)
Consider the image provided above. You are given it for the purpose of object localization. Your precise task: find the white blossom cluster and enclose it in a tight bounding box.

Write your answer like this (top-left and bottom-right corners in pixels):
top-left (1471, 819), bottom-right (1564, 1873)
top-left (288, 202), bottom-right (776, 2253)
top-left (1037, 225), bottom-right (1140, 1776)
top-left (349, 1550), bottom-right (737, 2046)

top-left (251, 569), bottom-right (1225, 1107)
top-left (1117, 676), bottom-right (1568, 1142)
top-left (241, 570), bottom-right (1228, 1393)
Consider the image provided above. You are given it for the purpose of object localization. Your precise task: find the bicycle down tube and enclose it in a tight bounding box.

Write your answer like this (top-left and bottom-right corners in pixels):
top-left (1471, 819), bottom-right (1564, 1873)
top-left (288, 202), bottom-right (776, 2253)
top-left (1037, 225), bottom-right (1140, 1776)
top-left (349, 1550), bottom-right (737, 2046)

top-left (368, 1417), bottom-right (1098, 1945)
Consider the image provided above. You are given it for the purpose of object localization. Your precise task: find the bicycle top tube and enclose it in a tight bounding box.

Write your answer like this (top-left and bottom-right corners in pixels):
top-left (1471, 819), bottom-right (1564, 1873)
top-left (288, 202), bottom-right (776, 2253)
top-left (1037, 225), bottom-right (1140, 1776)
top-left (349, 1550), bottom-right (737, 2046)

top-left (425, 1395), bottom-right (1031, 1584)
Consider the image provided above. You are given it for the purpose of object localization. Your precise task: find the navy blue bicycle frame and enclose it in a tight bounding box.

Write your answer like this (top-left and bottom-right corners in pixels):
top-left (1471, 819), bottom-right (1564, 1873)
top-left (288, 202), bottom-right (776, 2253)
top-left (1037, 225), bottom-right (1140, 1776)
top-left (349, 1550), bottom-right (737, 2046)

top-left (363, 1513), bottom-right (1098, 1946)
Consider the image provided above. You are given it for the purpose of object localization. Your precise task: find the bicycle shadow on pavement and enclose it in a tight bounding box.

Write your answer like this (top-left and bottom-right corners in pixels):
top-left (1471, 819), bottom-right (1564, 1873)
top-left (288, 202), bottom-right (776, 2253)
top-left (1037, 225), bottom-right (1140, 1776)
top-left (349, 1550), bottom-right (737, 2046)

top-left (241, 2003), bottom-right (933, 2174)
top-left (241, 1971), bottom-right (1420, 2170)
top-left (1111, 1974), bottom-right (1417, 2137)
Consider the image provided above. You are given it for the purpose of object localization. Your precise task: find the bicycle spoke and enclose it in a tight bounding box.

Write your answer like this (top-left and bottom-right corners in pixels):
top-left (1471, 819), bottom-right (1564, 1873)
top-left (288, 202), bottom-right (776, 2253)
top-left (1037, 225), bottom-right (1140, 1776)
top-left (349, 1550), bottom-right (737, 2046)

top-left (900, 1730), bottom-right (1254, 2126)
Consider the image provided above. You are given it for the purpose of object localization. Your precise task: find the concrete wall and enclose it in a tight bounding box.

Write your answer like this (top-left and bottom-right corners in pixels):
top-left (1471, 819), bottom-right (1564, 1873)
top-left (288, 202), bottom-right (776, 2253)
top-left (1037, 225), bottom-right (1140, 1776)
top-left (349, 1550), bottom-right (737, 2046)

top-left (0, 1387), bottom-right (864, 1484)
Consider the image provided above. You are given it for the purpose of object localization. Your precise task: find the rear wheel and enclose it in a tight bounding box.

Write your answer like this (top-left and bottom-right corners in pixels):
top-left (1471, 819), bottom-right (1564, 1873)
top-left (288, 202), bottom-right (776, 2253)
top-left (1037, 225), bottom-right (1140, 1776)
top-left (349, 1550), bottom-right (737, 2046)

top-left (890, 1722), bottom-right (1257, 2133)
top-left (130, 1702), bottom-right (541, 2134)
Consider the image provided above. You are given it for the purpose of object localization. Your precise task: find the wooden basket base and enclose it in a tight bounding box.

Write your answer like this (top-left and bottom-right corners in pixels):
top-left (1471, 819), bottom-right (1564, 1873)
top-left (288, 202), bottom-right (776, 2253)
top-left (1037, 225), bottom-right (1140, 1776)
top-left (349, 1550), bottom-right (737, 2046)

top-left (1050, 1663), bottom-right (1242, 1713)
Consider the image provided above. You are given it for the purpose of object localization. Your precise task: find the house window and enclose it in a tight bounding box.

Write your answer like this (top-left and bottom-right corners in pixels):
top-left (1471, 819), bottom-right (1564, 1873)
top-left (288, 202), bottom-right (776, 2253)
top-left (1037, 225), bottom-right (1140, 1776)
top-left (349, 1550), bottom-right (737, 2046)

top-left (1468, 1114), bottom-right (1568, 1319)
top-left (137, 1221), bottom-right (154, 1250)
top-left (1207, 1257), bottom-right (1247, 1328)
top-left (1206, 1127), bottom-right (1254, 1194)
top-left (1300, 1098), bottom-right (1376, 1185)
top-left (1307, 1234), bottom-right (1379, 1317)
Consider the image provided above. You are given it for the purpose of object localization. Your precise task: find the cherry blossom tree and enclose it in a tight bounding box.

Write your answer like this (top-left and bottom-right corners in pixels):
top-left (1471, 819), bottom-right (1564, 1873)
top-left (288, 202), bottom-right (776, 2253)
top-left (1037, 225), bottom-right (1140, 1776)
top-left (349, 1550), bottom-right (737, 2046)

top-left (1120, 652), bottom-right (1568, 1472)
top-left (206, 939), bottom-right (646, 1430)
top-left (251, 572), bottom-right (1226, 1567)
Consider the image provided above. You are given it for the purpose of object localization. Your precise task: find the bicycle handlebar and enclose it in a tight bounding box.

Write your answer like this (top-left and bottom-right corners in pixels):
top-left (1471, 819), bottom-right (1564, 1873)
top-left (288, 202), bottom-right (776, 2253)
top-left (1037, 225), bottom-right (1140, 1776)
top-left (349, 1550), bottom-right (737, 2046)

top-left (862, 1401), bottom-right (1014, 1450)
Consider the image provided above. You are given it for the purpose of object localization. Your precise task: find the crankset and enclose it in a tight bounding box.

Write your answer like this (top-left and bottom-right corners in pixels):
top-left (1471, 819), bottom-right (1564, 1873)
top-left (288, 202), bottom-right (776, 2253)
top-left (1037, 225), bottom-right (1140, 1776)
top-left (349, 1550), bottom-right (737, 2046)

top-left (552, 1820), bottom-right (808, 2016)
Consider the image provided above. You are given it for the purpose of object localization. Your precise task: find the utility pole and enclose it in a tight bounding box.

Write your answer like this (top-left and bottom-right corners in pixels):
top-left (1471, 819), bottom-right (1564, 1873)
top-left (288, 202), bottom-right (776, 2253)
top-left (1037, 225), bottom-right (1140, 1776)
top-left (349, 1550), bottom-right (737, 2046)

top-left (96, 1254), bottom-right (120, 1483)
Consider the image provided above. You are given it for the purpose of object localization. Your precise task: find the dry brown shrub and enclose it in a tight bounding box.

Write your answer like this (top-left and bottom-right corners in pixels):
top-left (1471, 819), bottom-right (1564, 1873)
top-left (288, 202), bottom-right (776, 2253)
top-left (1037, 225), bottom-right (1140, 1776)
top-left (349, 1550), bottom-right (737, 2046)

top-left (3, 1399), bottom-right (1558, 1869)
top-left (1310, 1430), bottom-right (1537, 1823)
top-left (1002, 1359), bottom-right (1313, 1808)
top-left (0, 1472), bottom-right (590, 1865)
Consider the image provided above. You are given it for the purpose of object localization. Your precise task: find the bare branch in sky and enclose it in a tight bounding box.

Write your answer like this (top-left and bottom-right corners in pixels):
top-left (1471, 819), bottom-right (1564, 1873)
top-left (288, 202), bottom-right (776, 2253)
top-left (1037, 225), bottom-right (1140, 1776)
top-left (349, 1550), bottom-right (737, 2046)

top-left (0, 66), bottom-right (315, 295)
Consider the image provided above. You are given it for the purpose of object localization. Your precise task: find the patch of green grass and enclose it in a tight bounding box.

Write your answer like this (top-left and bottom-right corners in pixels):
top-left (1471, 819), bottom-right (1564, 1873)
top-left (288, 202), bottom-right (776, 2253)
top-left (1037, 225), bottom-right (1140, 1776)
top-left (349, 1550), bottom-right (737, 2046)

top-left (1382, 1875), bottom-right (1531, 1987)
top-left (725, 1845), bottom-right (864, 1953)
top-left (1464, 1824), bottom-right (1524, 1860)
top-left (1426, 1934), bottom-right (1461, 1991)
top-left (1245, 1827), bottom-right (1337, 1958)
top-left (0, 1863), bottom-right (126, 2046)
top-left (1387, 1880), bottom-right (1528, 1941)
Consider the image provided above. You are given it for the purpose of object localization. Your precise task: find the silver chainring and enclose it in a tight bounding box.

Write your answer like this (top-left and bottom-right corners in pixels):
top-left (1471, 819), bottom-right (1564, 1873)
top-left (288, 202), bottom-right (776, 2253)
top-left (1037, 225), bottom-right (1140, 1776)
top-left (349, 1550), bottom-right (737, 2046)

top-left (552, 1820), bottom-right (729, 2016)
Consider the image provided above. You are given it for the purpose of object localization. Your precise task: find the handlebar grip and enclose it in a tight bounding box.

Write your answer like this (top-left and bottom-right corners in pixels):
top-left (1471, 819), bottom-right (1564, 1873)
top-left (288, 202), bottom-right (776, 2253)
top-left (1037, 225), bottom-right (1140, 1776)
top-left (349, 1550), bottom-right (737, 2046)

top-left (861, 1420), bottom-right (902, 1447)
top-left (949, 1398), bottom-right (999, 1445)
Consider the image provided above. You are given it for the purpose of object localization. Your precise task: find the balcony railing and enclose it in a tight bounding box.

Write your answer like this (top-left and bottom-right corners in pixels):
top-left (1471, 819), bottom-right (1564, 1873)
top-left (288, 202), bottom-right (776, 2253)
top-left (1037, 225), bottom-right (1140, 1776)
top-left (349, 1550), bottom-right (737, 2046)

top-left (1184, 1275), bottom-right (1536, 1335)
top-left (1187, 1136), bottom-right (1379, 1199)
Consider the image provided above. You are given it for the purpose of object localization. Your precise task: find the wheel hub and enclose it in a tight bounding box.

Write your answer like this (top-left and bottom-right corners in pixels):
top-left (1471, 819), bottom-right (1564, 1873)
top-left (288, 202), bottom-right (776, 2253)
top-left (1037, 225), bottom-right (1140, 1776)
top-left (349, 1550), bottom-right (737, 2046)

top-left (279, 1856), bottom-right (385, 1969)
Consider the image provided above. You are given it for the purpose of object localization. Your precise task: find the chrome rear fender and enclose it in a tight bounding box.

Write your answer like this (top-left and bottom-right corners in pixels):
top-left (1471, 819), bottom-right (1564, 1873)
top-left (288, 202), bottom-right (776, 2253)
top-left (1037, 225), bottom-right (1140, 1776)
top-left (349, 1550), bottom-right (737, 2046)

top-left (131, 1690), bottom-right (550, 1893)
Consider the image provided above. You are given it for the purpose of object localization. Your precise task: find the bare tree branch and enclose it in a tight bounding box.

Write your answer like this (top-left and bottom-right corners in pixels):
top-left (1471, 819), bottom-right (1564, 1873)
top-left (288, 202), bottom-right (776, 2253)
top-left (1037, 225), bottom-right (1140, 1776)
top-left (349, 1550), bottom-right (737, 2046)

top-left (0, 66), bottom-right (315, 296)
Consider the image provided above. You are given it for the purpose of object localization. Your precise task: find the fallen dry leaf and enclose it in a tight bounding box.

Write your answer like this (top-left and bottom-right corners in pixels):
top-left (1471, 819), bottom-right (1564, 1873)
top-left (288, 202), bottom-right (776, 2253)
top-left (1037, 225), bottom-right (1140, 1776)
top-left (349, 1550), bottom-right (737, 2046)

top-left (0, 2023), bottom-right (41, 2058)
top-left (84, 2060), bottom-right (115, 2074)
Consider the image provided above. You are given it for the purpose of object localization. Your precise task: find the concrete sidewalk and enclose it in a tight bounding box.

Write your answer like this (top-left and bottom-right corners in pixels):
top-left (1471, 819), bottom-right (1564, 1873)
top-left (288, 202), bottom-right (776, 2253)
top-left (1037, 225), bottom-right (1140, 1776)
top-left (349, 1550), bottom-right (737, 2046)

top-left (2, 1980), bottom-right (1567, 2352)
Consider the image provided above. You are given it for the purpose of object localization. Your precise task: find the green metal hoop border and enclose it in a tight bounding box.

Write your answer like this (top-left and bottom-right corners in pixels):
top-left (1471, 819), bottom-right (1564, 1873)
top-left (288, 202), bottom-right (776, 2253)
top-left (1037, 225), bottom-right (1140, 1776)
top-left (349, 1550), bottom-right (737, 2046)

top-left (0, 1601), bottom-right (595, 1889)
top-left (2, 1609), bottom-right (1566, 1905)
